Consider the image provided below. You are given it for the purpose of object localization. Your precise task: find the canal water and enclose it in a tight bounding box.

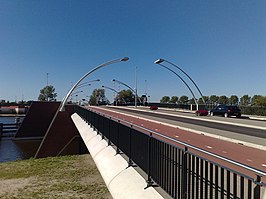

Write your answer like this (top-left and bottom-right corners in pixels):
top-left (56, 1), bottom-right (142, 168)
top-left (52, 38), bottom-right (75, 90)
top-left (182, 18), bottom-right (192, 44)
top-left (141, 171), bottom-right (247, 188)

top-left (0, 116), bottom-right (41, 163)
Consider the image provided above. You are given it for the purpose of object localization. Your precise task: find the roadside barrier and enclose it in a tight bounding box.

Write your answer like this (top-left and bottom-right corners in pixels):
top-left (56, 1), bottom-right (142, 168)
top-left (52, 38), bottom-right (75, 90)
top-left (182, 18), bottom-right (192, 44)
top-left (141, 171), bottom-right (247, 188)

top-left (75, 106), bottom-right (266, 199)
top-left (0, 123), bottom-right (20, 139)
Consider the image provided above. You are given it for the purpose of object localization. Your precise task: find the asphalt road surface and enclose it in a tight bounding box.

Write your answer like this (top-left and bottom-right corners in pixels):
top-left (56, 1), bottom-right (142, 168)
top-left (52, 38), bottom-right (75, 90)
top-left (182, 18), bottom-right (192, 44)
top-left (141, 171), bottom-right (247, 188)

top-left (86, 106), bottom-right (266, 182)
top-left (104, 106), bottom-right (266, 148)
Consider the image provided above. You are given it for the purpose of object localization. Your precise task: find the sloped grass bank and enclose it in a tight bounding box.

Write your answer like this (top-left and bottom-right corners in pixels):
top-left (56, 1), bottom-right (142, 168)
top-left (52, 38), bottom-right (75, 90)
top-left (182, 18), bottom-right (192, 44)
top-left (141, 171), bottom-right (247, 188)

top-left (0, 154), bottom-right (112, 199)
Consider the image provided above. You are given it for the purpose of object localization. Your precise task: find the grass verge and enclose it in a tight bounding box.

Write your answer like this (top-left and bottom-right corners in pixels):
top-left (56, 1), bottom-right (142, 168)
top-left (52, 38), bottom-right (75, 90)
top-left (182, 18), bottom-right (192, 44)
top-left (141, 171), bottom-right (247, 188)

top-left (0, 154), bottom-right (112, 199)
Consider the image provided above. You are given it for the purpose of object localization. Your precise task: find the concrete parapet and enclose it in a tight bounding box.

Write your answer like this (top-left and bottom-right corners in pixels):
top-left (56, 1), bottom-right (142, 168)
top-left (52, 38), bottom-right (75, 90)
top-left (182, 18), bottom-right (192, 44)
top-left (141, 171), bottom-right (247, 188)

top-left (71, 113), bottom-right (163, 199)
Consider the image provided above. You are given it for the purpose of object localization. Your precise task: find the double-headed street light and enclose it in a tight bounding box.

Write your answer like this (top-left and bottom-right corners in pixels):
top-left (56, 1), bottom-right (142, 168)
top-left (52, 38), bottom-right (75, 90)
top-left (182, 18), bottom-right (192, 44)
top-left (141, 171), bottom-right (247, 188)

top-left (59, 57), bottom-right (129, 111)
top-left (154, 59), bottom-right (206, 106)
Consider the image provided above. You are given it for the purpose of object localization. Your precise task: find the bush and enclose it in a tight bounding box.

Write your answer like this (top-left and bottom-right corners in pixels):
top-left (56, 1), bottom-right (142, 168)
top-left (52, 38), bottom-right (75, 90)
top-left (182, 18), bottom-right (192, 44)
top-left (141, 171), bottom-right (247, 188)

top-left (240, 106), bottom-right (266, 116)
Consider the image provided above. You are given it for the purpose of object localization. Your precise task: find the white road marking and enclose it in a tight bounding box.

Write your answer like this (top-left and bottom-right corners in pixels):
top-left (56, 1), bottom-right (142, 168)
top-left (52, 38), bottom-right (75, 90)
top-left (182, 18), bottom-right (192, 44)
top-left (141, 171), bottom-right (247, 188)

top-left (93, 106), bottom-right (266, 151)
top-left (206, 145), bottom-right (212, 149)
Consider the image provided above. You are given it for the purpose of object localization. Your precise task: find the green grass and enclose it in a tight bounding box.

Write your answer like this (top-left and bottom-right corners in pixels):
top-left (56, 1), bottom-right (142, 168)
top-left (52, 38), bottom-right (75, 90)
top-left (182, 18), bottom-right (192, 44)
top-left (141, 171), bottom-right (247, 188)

top-left (0, 154), bottom-right (111, 198)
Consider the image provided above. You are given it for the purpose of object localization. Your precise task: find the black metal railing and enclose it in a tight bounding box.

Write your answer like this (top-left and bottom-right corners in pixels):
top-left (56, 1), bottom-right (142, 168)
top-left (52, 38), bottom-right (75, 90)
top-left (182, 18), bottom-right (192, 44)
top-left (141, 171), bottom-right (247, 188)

top-left (75, 106), bottom-right (266, 199)
top-left (0, 123), bottom-right (20, 138)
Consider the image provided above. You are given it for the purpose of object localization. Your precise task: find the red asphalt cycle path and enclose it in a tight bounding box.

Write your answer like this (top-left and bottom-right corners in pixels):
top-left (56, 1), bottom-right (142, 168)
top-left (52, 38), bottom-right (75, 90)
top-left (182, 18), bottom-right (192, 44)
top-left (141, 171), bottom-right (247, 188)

top-left (87, 106), bottom-right (266, 182)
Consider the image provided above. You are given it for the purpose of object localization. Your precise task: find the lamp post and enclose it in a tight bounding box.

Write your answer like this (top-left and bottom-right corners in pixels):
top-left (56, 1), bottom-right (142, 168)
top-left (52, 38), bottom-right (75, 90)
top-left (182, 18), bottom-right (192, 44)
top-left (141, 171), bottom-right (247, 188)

top-left (59, 57), bottom-right (129, 111)
top-left (76, 79), bottom-right (100, 89)
top-left (154, 59), bottom-right (206, 106)
top-left (70, 91), bottom-right (83, 103)
top-left (154, 61), bottom-right (198, 108)
top-left (70, 90), bottom-right (83, 96)
top-left (112, 79), bottom-right (141, 106)
top-left (35, 57), bottom-right (129, 158)
top-left (102, 85), bottom-right (126, 104)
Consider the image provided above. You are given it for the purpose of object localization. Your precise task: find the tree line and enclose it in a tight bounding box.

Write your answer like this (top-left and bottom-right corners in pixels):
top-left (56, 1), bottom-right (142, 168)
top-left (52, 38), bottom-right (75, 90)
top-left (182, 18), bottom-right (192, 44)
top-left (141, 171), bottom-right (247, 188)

top-left (160, 94), bottom-right (266, 106)
top-left (36, 85), bottom-right (266, 108)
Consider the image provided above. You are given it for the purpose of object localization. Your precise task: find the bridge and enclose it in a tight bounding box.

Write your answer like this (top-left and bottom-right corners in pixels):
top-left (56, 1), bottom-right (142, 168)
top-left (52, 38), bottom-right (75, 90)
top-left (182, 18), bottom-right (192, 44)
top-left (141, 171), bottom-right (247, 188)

top-left (12, 102), bottom-right (266, 198)
top-left (73, 105), bottom-right (266, 199)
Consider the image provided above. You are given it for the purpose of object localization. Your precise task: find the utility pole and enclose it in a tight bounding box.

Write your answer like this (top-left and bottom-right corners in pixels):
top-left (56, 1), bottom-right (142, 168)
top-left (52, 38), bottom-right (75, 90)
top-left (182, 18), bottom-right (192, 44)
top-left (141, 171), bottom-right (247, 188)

top-left (46, 73), bottom-right (49, 101)
top-left (135, 66), bottom-right (137, 108)
top-left (46, 73), bottom-right (49, 86)
top-left (145, 80), bottom-right (147, 96)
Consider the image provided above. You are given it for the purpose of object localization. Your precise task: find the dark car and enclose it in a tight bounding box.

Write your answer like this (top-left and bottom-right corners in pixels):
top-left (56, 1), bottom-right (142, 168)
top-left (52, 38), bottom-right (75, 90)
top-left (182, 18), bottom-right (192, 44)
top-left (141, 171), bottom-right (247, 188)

top-left (150, 106), bottom-right (158, 110)
top-left (210, 105), bottom-right (241, 118)
top-left (195, 109), bottom-right (209, 116)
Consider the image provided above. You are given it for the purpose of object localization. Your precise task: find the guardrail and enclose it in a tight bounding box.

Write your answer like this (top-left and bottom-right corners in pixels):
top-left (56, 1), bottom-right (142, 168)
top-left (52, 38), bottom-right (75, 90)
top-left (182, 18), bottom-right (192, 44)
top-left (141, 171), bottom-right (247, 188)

top-left (75, 106), bottom-right (266, 199)
top-left (0, 123), bottom-right (20, 138)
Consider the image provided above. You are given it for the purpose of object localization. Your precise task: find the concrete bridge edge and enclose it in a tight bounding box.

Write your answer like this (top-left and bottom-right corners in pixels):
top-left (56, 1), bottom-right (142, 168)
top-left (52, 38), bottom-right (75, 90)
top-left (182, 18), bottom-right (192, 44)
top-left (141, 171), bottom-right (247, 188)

top-left (71, 113), bottom-right (164, 199)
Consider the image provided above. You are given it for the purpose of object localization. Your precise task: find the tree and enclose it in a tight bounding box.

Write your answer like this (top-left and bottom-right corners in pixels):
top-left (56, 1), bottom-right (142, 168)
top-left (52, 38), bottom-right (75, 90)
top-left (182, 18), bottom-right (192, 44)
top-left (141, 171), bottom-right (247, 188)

top-left (188, 98), bottom-right (196, 104)
top-left (178, 95), bottom-right (189, 104)
top-left (229, 95), bottom-right (239, 105)
top-left (209, 95), bottom-right (219, 105)
top-left (218, 95), bottom-right (229, 104)
top-left (198, 96), bottom-right (209, 104)
top-left (89, 89), bottom-right (109, 105)
top-left (170, 96), bottom-right (179, 104)
top-left (251, 95), bottom-right (266, 106)
top-left (115, 89), bottom-right (134, 103)
top-left (240, 95), bottom-right (251, 106)
top-left (38, 85), bottom-right (57, 101)
top-left (160, 96), bottom-right (170, 103)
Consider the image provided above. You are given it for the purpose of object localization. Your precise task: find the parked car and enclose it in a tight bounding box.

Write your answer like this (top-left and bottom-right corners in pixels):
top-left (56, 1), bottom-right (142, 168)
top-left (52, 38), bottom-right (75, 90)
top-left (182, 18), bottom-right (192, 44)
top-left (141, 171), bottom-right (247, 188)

top-left (150, 106), bottom-right (158, 110)
top-left (195, 109), bottom-right (209, 116)
top-left (210, 105), bottom-right (241, 118)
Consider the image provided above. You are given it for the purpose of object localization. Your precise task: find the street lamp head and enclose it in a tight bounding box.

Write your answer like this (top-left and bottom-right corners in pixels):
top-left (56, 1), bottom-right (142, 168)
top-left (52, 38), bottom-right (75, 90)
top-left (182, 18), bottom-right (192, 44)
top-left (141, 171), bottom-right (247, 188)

top-left (102, 85), bottom-right (105, 88)
top-left (96, 79), bottom-right (100, 81)
top-left (112, 79), bottom-right (116, 82)
top-left (120, 57), bottom-right (129, 62)
top-left (154, 58), bottom-right (165, 64)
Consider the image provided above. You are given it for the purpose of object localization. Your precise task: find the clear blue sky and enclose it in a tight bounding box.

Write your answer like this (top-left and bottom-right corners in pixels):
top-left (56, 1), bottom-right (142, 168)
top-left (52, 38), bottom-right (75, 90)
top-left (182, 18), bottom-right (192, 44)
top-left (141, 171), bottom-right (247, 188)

top-left (1, 0), bottom-right (265, 102)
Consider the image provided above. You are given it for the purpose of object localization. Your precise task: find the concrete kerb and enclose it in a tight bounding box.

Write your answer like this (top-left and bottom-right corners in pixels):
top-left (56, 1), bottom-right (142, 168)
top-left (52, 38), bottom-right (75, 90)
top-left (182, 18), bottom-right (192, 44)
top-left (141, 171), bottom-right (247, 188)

top-left (71, 113), bottom-right (164, 199)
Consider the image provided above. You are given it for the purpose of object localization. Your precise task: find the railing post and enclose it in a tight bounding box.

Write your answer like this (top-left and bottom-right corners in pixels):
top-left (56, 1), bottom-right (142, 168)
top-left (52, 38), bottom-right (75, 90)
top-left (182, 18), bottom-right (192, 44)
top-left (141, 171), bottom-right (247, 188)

top-left (97, 114), bottom-right (99, 135)
top-left (0, 123), bottom-right (3, 139)
top-left (116, 120), bottom-right (120, 154)
top-left (102, 115), bottom-right (105, 140)
top-left (108, 117), bottom-right (111, 146)
top-left (181, 147), bottom-right (188, 199)
top-left (89, 110), bottom-right (92, 127)
top-left (254, 175), bottom-right (261, 199)
top-left (93, 112), bottom-right (96, 131)
top-left (128, 125), bottom-right (133, 167)
top-left (146, 132), bottom-right (153, 188)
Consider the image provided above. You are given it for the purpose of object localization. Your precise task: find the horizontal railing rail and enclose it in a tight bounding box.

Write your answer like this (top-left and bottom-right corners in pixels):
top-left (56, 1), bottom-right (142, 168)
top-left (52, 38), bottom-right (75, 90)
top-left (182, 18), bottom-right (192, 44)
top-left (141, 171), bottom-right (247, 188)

top-left (75, 106), bottom-right (266, 199)
top-left (0, 123), bottom-right (19, 138)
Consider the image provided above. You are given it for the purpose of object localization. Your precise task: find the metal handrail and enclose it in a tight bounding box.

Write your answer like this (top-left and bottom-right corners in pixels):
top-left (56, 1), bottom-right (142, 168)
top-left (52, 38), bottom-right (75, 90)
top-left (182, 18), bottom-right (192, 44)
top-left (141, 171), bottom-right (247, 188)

top-left (86, 107), bottom-right (266, 180)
